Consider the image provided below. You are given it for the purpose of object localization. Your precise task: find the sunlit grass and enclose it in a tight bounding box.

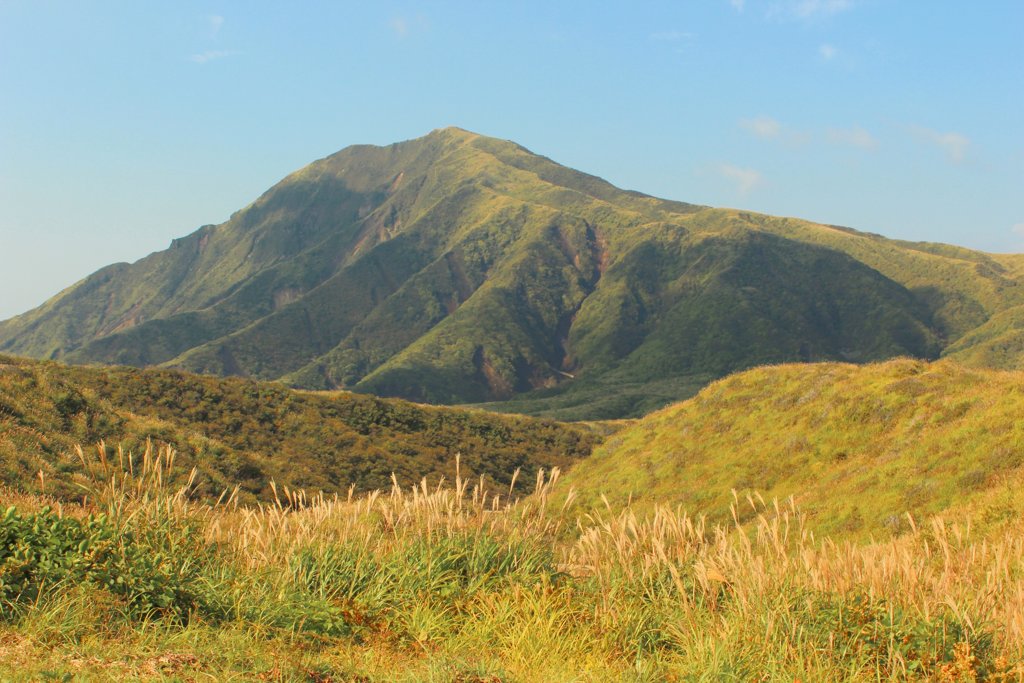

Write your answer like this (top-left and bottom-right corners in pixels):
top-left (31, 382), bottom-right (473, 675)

top-left (2, 442), bottom-right (1022, 681)
top-left (558, 358), bottom-right (1024, 540)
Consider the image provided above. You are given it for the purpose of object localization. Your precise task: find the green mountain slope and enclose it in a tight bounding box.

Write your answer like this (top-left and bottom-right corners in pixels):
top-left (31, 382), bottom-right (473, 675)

top-left (3, 128), bottom-right (1023, 418)
top-left (941, 302), bottom-right (1024, 369)
top-left (0, 354), bottom-right (595, 502)
top-left (555, 359), bottom-right (1024, 538)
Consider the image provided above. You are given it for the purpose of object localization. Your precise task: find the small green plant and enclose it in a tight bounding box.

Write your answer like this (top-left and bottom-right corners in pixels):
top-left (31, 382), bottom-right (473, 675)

top-left (0, 505), bottom-right (213, 621)
top-left (804, 591), bottom-right (994, 678)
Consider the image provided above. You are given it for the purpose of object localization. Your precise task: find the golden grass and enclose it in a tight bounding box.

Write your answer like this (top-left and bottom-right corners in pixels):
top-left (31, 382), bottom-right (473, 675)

top-left (573, 499), bottom-right (1024, 665)
top-left (2, 441), bottom-right (1023, 680)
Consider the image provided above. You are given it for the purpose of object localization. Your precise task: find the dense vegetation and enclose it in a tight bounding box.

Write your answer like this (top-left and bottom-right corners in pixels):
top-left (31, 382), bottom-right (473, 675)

top-left (557, 359), bottom-right (1024, 539)
top-left (0, 355), bottom-right (596, 503)
top-left (0, 444), bottom-right (1020, 681)
top-left (4, 128), bottom-right (1024, 418)
top-left (2, 357), bottom-right (1023, 678)
top-left (943, 303), bottom-right (1024, 370)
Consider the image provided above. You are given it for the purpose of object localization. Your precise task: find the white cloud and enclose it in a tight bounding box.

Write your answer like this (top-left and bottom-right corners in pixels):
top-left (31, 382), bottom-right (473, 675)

top-left (390, 16), bottom-right (409, 38)
top-left (390, 14), bottom-right (429, 39)
top-left (793, 0), bottom-right (854, 18)
top-left (718, 164), bottom-right (764, 195)
top-left (208, 15), bottom-right (224, 36)
top-left (730, 0), bottom-right (746, 11)
top-left (740, 116), bottom-right (782, 139)
top-left (651, 30), bottom-right (695, 41)
top-left (819, 43), bottom-right (837, 60)
top-left (827, 125), bottom-right (877, 150)
top-left (738, 116), bottom-right (811, 146)
top-left (1012, 224), bottom-right (1024, 250)
top-left (910, 126), bottom-right (971, 163)
top-left (934, 132), bottom-right (970, 163)
top-left (763, 0), bottom-right (855, 20)
top-left (190, 50), bottom-right (233, 64)
top-left (739, 116), bottom-right (877, 150)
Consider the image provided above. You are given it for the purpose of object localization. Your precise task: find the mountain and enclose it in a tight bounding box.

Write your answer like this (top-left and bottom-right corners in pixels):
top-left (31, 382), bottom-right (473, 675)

top-left (555, 359), bottom-right (1024, 539)
top-left (0, 354), bottom-right (596, 502)
top-left (3, 127), bottom-right (1024, 419)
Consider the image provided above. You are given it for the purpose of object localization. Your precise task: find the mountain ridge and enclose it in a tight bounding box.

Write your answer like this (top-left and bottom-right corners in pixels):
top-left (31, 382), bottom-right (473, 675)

top-left (3, 127), bottom-right (1022, 418)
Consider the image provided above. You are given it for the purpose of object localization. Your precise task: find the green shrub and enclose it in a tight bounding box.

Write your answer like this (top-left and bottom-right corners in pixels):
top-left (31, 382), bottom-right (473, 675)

top-left (804, 591), bottom-right (996, 677)
top-left (0, 505), bottom-right (215, 621)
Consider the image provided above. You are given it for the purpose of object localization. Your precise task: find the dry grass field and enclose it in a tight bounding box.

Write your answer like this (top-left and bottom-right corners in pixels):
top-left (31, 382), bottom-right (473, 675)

top-left (2, 441), bottom-right (1022, 681)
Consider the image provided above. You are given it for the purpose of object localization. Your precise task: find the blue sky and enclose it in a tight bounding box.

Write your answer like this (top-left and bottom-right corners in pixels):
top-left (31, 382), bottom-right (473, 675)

top-left (1, 1), bottom-right (1022, 319)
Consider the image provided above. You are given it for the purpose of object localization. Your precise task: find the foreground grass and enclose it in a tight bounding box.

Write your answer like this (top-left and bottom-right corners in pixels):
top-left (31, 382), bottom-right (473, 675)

top-left (1, 444), bottom-right (1023, 681)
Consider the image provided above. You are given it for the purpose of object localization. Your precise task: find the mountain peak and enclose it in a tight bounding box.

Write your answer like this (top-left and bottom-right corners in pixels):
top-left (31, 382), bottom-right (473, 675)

top-left (427, 125), bottom-right (479, 139)
top-left (1, 131), bottom-right (1022, 419)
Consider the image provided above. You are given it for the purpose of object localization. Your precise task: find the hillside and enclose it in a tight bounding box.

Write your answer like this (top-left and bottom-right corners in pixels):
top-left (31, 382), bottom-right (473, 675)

top-left (3, 128), bottom-right (1024, 419)
top-left (0, 354), bottom-right (596, 502)
top-left (943, 303), bottom-right (1024, 369)
top-left (556, 359), bottom-right (1024, 539)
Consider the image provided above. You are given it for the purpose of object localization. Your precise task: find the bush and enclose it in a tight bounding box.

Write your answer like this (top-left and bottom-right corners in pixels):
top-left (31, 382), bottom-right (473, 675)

top-left (805, 591), bottom-right (997, 678)
top-left (0, 505), bottom-right (214, 621)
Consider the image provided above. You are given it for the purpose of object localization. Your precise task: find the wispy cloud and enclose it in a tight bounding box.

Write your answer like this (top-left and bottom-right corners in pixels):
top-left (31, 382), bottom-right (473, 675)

top-left (192, 14), bottom-right (229, 62)
top-left (390, 13), bottom-right (429, 40)
top-left (762, 0), bottom-right (856, 21)
top-left (827, 125), bottom-right (877, 150)
top-left (909, 126), bottom-right (971, 163)
top-left (740, 116), bottom-right (782, 139)
top-left (1011, 223), bottom-right (1024, 250)
top-left (390, 16), bottom-right (410, 38)
top-left (650, 29), bottom-right (695, 42)
top-left (792, 0), bottom-right (854, 18)
top-left (741, 116), bottom-right (874, 150)
top-left (208, 15), bottom-right (224, 36)
top-left (730, 0), bottom-right (746, 12)
top-left (738, 116), bottom-right (811, 146)
top-left (819, 43), bottom-right (837, 60)
top-left (718, 163), bottom-right (764, 195)
top-left (190, 50), bottom-right (234, 64)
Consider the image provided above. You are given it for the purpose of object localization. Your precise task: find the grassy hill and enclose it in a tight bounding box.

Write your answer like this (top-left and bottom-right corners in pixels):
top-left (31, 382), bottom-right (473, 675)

top-left (556, 359), bottom-right (1024, 539)
top-left (3, 128), bottom-right (1024, 419)
top-left (0, 354), bottom-right (596, 503)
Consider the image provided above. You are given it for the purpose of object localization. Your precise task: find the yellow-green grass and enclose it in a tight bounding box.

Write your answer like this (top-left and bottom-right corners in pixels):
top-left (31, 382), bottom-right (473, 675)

top-left (557, 358), bottom-right (1024, 540)
top-left (2, 443), bottom-right (1022, 681)
top-left (944, 303), bottom-right (1024, 370)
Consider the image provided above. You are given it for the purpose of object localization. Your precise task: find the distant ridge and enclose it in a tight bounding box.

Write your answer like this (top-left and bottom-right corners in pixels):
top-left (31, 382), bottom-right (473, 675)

top-left (3, 128), bottom-right (1023, 419)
